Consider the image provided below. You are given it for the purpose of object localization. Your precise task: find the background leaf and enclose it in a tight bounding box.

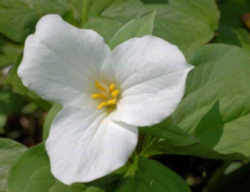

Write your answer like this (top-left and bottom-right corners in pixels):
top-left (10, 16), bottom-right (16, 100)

top-left (0, 35), bottom-right (22, 68)
top-left (0, 0), bottom-right (69, 43)
top-left (0, 138), bottom-right (27, 192)
top-left (8, 144), bottom-right (49, 192)
top-left (101, 0), bottom-right (219, 57)
top-left (108, 10), bottom-right (156, 48)
top-left (170, 44), bottom-right (250, 158)
top-left (116, 157), bottom-right (190, 192)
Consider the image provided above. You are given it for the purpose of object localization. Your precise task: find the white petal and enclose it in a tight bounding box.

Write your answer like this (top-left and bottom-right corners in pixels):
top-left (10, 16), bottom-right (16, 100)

top-left (46, 107), bottom-right (138, 184)
top-left (18, 14), bottom-right (110, 105)
top-left (103, 36), bottom-right (193, 126)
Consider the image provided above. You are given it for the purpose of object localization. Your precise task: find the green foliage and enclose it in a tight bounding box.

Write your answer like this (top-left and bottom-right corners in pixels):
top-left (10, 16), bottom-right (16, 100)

top-left (0, 138), bottom-right (27, 192)
top-left (0, 0), bottom-right (69, 43)
top-left (8, 144), bottom-right (49, 192)
top-left (141, 117), bottom-right (198, 147)
top-left (7, 144), bottom-right (108, 192)
top-left (101, 0), bottom-right (219, 57)
top-left (108, 11), bottom-right (156, 48)
top-left (215, 0), bottom-right (250, 50)
top-left (0, 36), bottom-right (23, 68)
top-left (116, 157), bottom-right (190, 192)
top-left (49, 182), bottom-right (87, 192)
top-left (171, 44), bottom-right (250, 158)
top-left (84, 17), bottom-right (122, 42)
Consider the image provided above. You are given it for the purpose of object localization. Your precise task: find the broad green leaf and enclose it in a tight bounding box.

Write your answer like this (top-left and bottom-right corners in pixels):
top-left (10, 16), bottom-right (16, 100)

top-left (194, 102), bottom-right (223, 148)
top-left (102, 0), bottom-right (219, 57)
top-left (88, 0), bottom-right (115, 17)
top-left (142, 0), bottom-right (168, 3)
top-left (116, 157), bottom-right (190, 192)
top-left (24, 166), bottom-right (56, 192)
top-left (7, 143), bottom-right (103, 192)
top-left (50, 181), bottom-right (104, 192)
top-left (0, 36), bottom-right (22, 68)
top-left (8, 144), bottom-right (49, 192)
top-left (153, 0), bottom-right (219, 57)
top-left (65, 0), bottom-right (115, 26)
top-left (43, 104), bottom-right (62, 140)
top-left (49, 182), bottom-right (86, 192)
top-left (0, 0), bottom-right (69, 43)
top-left (84, 17), bottom-right (123, 42)
top-left (0, 138), bottom-right (27, 192)
top-left (140, 103), bottom-right (223, 158)
top-left (140, 117), bottom-right (198, 151)
top-left (171, 44), bottom-right (250, 158)
top-left (108, 11), bottom-right (156, 48)
top-left (6, 58), bottom-right (51, 110)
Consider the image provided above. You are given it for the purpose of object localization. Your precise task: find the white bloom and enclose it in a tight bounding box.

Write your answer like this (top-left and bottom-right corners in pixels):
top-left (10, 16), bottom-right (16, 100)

top-left (18, 15), bottom-right (193, 185)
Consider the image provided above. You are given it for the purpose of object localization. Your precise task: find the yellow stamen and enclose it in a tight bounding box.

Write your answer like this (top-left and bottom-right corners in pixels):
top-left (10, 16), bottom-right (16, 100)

top-left (91, 93), bottom-right (107, 99)
top-left (97, 101), bottom-right (108, 109)
top-left (92, 81), bottom-right (120, 111)
top-left (107, 99), bottom-right (117, 105)
top-left (95, 81), bottom-right (106, 92)
top-left (111, 90), bottom-right (119, 98)
top-left (109, 83), bottom-right (116, 91)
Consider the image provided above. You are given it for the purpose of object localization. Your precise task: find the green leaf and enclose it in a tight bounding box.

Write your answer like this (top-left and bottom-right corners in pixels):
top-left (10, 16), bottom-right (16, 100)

top-left (140, 117), bottom-right (198, 148)
top-left (108, 11), bottom-right (156, 48)
top-left (194, 101), bottom-right (223, 148)
top-left (7, 143), bottom-right (103, 192)
top-left (171, 44), bottom-right (250, 158)
top-left (49, 182), bottom-right (86, 192)
top-left (0, 138), bottom-right (27, 192)
top-left (88, 0), bottom-right (115, 17)
top-left (24, 166), bottom-right (56, 192)
top-left (116, 157), bottom-right (190, 192)
top-left (102, 0), bottom-right (219, 57)
top-left (0, 0), bottom-right (69, 43)
top-left (84, 17), bottom-right (123, 42)
top-left (153, 0), bottom-right (219, 57)
top-left (0, 36), bottom-right (23, 68)
top-left (8, 144), bottom-right (49, 192)
top-left (50, 181), bottom-right (105, 192)
top-left (43, 104), bottom-right (62, 140)
top-left (65, 0), bottom-right (115, 27)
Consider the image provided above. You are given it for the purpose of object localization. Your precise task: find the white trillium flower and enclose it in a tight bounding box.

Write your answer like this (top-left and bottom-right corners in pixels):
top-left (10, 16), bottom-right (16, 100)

top-left (18, 14), bottom-right (193, 185)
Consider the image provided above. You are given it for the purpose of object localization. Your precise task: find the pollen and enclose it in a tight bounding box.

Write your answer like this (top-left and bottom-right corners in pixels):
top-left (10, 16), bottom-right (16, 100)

top-left (91, 81), bottom-right (120, 110)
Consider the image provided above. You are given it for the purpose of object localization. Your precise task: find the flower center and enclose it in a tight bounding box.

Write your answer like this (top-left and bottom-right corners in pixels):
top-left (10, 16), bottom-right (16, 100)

top-left (91, 81), bottom-right (120, 110)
